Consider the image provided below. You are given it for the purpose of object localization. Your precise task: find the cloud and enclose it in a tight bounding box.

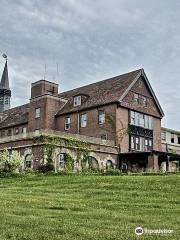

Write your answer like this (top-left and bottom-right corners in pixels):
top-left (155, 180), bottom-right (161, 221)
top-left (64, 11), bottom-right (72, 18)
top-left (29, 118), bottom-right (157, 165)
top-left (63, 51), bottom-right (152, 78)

top-left (0, 0), bottom-right (180, 129)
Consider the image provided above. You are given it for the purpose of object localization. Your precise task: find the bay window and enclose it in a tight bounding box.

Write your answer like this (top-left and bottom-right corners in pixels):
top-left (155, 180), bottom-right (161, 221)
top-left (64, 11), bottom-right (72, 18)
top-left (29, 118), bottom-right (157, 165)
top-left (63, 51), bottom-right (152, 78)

top-left (130, 111), bottom-right (153, 129)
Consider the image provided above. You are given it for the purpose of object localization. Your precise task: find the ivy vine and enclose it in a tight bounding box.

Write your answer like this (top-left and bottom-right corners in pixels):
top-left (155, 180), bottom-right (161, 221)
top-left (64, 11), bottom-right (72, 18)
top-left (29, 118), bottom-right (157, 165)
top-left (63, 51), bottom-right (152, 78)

top-left (33, 134), bottom-right (90, 170)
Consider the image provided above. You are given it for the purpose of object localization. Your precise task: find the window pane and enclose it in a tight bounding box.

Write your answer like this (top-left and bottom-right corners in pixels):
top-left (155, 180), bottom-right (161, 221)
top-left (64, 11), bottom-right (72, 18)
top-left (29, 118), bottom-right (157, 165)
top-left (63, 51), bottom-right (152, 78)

top-left (140, 137), bottom-right (145, 151)
top-left (98, 110), bottom-right (105, 124)
top-left (139, 114), bottom-right (144, 127)
top-left (144, 115), bottom-right (149, 128)
top-left (81, 114), bottom-right (87, 127)
top-left (131, 136), bottom-right (135, 149)
top-left (161, 131), bottom-right (166, 141)
top-left (135, 112), bottom-right (139, 125)
top-left (149, 116), bottom-right (153, 129)
top-left (74, 96), bottom-right (81, 106)
top-left (130, 111), bottom-right (135, 125)
top-left (59, 153), bottom-right (65, 168)
top-left (65, 117), bottom-right (71, 130)
top-left (35, 108), bottom-right (41, 118)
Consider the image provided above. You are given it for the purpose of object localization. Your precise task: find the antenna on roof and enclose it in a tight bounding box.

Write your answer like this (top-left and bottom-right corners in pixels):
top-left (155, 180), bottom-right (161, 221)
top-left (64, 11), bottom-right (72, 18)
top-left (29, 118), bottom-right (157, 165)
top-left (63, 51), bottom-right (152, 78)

top-left (43, 63), bottom-right (47, 80)
top-left (56, 63), bottom-right (59, 76)
top-left (56, 63), bottom-right (59, 82)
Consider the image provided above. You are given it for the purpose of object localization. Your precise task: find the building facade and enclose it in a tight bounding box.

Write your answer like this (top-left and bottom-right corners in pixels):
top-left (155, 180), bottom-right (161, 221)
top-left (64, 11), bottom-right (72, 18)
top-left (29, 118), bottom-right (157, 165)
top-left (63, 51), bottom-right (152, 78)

top-left (0, 60), bottom-right (179, 172)
top-left (161, 127), bottom-right (180, 155)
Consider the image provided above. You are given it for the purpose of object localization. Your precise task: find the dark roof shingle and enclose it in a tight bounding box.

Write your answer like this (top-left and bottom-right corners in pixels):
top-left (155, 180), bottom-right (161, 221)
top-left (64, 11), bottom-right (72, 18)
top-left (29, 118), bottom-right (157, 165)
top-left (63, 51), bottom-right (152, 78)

top-left (0, 104), bottom-right (29, 129)
top-left (57, 69), bottom-right (141, 115)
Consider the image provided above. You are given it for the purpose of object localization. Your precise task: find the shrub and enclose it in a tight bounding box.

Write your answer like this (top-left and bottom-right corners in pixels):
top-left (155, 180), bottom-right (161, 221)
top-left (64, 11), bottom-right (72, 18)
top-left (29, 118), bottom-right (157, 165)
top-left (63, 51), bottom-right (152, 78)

top-left (38, 163), bottom-right (54, 173)
top-left (0, 149), bottom-right (23, 173)
top-left (102, 169), bottom-right (123, 176)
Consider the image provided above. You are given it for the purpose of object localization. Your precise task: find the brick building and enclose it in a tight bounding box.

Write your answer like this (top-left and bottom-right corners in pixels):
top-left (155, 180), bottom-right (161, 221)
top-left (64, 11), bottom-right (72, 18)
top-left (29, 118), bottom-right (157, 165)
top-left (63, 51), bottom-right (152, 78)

top-left (161, 127), bottom-right (180, 154)
top-left (0, 60), bottom-right (179, 171)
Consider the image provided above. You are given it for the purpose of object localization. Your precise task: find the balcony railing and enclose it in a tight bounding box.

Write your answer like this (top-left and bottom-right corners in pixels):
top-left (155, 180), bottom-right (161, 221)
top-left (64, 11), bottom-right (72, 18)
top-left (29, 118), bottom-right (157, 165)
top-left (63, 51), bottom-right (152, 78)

top-left (0, 130), bottom-right (116, 146)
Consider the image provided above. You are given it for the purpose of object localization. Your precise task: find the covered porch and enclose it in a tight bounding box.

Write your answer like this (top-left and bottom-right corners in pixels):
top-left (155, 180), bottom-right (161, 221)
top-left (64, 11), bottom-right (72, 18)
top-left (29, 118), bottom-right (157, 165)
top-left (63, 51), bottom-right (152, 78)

top-left (119, 151), bottom-right (180, 172)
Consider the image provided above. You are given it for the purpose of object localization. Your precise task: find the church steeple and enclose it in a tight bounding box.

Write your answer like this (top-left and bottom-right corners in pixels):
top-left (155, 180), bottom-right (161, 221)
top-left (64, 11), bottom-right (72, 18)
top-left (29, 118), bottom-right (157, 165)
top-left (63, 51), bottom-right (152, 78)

top-left (0, 59), bottom-right (10, 89)
top-left (0, 55), bottom-right (11, 112)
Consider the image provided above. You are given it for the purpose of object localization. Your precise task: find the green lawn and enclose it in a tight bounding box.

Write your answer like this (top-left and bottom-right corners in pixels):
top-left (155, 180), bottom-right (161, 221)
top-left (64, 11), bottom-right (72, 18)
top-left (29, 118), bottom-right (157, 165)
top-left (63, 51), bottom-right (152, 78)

top-left (0, 174), bottom-right (179, 240)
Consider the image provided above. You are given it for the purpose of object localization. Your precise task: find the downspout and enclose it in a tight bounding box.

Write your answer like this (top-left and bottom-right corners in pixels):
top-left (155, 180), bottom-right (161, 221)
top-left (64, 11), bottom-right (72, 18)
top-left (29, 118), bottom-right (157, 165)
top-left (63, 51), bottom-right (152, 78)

top-left (77, 111), bottom-right (80, 134)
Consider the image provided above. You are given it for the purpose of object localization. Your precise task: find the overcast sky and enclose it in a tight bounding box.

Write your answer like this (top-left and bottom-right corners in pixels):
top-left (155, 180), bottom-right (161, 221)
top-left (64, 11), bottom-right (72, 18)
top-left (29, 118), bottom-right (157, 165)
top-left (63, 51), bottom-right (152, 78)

top-left (0, 0), bottom-right (180, 129)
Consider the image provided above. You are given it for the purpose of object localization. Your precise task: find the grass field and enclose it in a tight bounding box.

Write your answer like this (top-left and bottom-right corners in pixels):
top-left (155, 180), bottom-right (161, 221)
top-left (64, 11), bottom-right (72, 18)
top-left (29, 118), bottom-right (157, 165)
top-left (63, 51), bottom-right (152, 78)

top-left (0, 174), bottom-right (179, 240)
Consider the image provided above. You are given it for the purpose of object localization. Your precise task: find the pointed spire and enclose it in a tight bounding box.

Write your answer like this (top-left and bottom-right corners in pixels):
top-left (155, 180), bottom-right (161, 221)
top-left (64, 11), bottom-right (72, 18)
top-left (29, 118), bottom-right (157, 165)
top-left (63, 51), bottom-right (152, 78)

top-left (0, 59), bottom-right (10, 90)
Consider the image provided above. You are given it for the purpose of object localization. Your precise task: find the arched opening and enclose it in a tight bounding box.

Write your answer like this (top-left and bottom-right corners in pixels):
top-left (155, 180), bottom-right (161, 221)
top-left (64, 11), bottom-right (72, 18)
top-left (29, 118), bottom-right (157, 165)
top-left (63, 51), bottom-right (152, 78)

top-left (106, 160), bottom-right (113, 169)
top-left (57, 153), bottom-right (74, 171)
top-left (25, 154), bottom-right (33, 169)
top-left (88, 156), bottom-right (99, 170)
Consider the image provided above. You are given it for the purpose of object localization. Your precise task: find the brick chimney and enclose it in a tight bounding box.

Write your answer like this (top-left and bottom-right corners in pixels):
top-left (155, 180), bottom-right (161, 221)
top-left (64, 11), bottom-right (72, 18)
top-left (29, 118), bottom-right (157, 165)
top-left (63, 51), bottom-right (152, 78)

top-left (31, 80), bottom-right (58, 99)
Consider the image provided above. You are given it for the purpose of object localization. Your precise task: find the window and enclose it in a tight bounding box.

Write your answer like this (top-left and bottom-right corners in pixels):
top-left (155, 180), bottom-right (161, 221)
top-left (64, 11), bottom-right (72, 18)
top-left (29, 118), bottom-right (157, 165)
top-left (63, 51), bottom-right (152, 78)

top-left (35, 129), bottom-right (40, 134)
top-left (59, 153), bottom-right (66, 168)
top-left (25, 154), bottom-right (32, 168)
top-left (178, 136), bottom-right (180, 144)
top-left (101, 134), bottom-right (107, 141)
top-left (149, 139), bottom-right (152, 147)
top-left (15, 128), bottom-right (19, 135)
top-left (139, 137), bottom-right (145, 151)
top-left (131, 135), bottom-right (153, 151)
top-left (5, 97), bottom-right (9, 104)
top-left (139, 114), bottom-right (145, 127)
top-left (135, 137), bottom-right (139, 150)
top-left (161, 131), bottom-right (166, 141)
top-left (142, 96), bottom-right (147, 107)
top-left (7, 129), bottom-right (12, 136)
top-left (171, 133), bottom-right (174, 143)
top-left (65, 117), bottom-right (71, 130)
top-left (98, 110), bottom-right (105, 124)
top-left (80, 113), bottom-right (87, 127)
top-left (130, 111), bottom-right (153, 129)
top-left (73, 96), bottom-right (81, 106)
top-left (88, 156), bottom-right (99, 170)
top-left (22, 127), bottom-right (27, 134)
top-left (135, 111), bottom-right (139, 126)
top-left (35, 108), bottom-right (41, 118)
top-left (149, 116), bottom-right (153, 129)
top-left (144, 115), bottom-right (149, 129)
top-left (134, 93), bottom-right (139, 104)
top-left (131, 136), bottom-right (135, 150)
top-left (130, 111), bottom-right (135, 125)
top-left (106, 160), bottom-right (113, 169)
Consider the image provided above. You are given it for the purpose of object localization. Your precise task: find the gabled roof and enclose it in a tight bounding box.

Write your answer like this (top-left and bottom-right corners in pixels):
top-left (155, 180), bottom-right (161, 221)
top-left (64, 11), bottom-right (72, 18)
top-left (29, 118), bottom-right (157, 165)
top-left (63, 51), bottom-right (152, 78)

top-left (0, 60), bottom-right (10, 90)
top-left (57, 69), bottom-right (142, 115)
top-left (0, 104), bottom-right (29, 129)
top-left (56, 68), bottom-right (164, 117)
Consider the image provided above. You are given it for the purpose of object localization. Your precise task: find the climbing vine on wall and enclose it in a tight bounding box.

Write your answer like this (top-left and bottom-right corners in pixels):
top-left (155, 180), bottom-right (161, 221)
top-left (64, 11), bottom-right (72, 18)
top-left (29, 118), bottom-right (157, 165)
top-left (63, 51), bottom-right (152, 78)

top-left (33, 134), bottom-right (90, 169)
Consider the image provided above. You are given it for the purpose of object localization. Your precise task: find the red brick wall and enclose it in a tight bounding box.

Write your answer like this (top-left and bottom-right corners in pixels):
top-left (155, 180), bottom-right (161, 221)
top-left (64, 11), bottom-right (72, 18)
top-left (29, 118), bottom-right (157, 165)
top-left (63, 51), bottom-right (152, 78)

top-left (55, 104), bottom-right (117, 140)
top-left (28, 96), bottom-right (65, 132)
top-left (31, 81), bottom-right (58, 99)
top-left (116, 107), bottom-right (129, 152)
top-left (153, 117), bottom-right (162, 151)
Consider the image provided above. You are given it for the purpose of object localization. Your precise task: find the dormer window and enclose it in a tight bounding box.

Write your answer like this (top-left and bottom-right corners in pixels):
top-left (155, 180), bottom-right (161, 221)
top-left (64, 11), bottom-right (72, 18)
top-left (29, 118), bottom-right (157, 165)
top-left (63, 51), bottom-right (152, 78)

top-left (74, 96), bottom-right (81, 106)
